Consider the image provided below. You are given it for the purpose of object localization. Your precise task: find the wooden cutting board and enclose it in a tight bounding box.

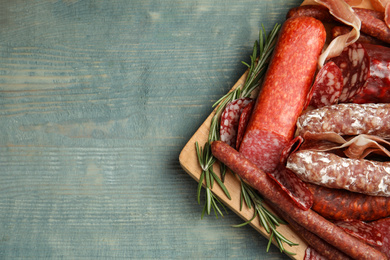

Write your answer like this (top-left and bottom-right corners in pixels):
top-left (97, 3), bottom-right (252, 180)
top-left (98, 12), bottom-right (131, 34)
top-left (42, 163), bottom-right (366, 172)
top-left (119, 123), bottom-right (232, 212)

top-left (179, 1), bottom-right (376, 259)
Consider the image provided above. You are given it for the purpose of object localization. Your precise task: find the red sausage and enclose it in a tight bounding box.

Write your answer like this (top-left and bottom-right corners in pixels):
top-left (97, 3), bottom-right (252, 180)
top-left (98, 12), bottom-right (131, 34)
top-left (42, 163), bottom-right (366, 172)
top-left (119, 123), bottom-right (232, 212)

top-left (307, 61), bottom-right (343, 108)
top-left (350, 43), bottom-right (390, 103)
top-left (370, 217), bottom-right (390, 258)
top-left (220, 97), bottom-right (253, 149)
top-left (239, 16), bottom-right (326, 173)
top-left (211, 141), bottom-right (387, 260)
top-left (286, 5), bottom-right (390, 44)
top-left (270, 204), bottom-right (352, 260)
top-left (286, 5), bottom-right (333, 22)
top-left (353, 7), bottom-right (390, 44)
top-left (329, 42), bottom-right (370, 103)
top-left (331, 25), bottom-right (389, 46)
top-left (307, 183), bottom-right (390, 221)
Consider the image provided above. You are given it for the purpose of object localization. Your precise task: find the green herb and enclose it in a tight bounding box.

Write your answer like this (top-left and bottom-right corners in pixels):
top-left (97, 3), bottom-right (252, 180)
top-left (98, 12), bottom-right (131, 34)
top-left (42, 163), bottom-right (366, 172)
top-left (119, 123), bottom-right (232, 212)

top-left (195, 23), bottom-right (298, 254)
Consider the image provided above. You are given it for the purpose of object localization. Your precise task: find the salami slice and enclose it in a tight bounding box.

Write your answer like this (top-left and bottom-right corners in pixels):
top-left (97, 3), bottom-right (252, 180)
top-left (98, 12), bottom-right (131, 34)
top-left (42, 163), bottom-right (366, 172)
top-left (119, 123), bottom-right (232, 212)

top-left (334, 220), bottom-right (384, 247)
top-left (370, 217), bottom-right (390, 258)
top-left (304, 247), bottom-right (328, 260)
top-left (329, 42), bottom-right (370, 102)
top-left (286, 150), bottom-right (390, 196)
top-left (308, 61), bottom-right (343, 108)
top-left (235, 100), bottom-right (254, 150)
top-left (219, 97), bottom-right (252, 149)
top-left (350, 43), bottom-right (390, 103)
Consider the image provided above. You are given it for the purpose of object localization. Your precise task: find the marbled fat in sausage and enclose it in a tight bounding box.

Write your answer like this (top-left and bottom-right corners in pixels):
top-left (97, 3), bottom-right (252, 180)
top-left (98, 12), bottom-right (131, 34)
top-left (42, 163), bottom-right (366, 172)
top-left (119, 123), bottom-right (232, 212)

top-left (307, 183), bottom-right (390, 221)
top-left (370, 217), bottom-right (390, 258)
top-left (307, 61), bottom-right (343, 108)
top-left (239, 16), bottom-right (326, 173)
top-left (211, 141), bottom-right (387, 260)
top-left (296, 103), bottom-right (390, 139)
top-left (350, 43), bottom-right (390, 103)
top-left (219, 97), bottom-right (252, 149)
top-left (329, 42), bottom-right (370, 102)
top-left (286, 150), bottom-right (390, 196)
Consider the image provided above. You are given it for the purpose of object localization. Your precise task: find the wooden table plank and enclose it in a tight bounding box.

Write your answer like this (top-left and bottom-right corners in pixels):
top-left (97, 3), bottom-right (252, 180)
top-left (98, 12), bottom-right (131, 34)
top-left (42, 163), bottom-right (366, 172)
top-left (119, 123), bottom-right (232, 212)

top-left (0, 0), bottom-right (301, 259)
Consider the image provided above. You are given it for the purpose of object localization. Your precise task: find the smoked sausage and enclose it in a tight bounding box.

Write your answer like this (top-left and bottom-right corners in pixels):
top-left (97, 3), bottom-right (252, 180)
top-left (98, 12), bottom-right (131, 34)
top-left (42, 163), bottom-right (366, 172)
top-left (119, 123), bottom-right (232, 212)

top-left (286, 150), bottom-right (390, 196)
top-left (307, 183), bottom-right (390, 221)
top-left (239, 16), bottom-right (326, 173)
top-left (211, 141), bottom-right (387, 260)
top-left (296, 103), bottom-right (390, 139)
top-left (286, 5), bottom-right (390, 44)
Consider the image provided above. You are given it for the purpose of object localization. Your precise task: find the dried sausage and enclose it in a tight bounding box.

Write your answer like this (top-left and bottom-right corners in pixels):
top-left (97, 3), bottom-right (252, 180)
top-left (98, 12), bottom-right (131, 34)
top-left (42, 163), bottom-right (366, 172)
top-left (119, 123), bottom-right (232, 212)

top-left (211, 141), bottom-right (387, 260)
top-left (286, 5), bottom-right (390, 44)
top-left (307, 183), bottom-right (390, 221)
top-left (286, 150), bottom-right (390, 196)
top-left (329, 42), bottom-right (370, 102)
top-left (350, 43), bottom-right (390, 103)
top-left (219, 97), bottom-right (252, 149)
top-left (239, 16), bottom-right (326, 172)
top-left (296, 103), bottom-right (390, 139)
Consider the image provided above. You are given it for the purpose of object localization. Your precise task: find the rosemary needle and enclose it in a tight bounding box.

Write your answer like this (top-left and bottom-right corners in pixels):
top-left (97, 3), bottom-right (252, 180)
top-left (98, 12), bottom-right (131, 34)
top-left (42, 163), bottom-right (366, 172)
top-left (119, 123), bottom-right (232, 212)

top-left (195, 23), bottom-right (298, 254)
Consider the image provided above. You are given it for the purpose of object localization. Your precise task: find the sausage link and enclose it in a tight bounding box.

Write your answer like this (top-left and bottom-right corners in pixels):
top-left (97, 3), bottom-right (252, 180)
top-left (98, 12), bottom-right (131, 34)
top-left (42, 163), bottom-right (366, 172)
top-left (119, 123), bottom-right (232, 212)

top-left (211, 141), bottom-right (387, 260)
top-left (239, 16), bottom-right (325, 172)
top-left (287, 150), bottom-right (390, 196)
top-left (307, 183), bottom-right (390, 221)
top-left (297, 103), bottom-right (390, 139)
top-left (286, 5), bottom-right (390, 44)
top-left (270, 202), bottom-right (352, 260)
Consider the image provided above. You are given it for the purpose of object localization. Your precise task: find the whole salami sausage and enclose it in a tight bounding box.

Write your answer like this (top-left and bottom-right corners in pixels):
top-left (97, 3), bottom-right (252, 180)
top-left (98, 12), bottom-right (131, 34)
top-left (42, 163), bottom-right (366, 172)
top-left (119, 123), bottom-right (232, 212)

top-left (331, 25), bottom-right (388, 46)
top-left (286, 150), bottom-right (390, 196)
top-left (296, 103), bottom-right (390, 139)
top-left (286, 5), bottom-right (390, 44)
top-left (307, 183), bottom-right (390, 221)
top-left (239, 16), bottom-right (326, 173)
top-left (211, 141), bottom-right (387, 260)
top-left (350, 43), bottom-right (390, 103)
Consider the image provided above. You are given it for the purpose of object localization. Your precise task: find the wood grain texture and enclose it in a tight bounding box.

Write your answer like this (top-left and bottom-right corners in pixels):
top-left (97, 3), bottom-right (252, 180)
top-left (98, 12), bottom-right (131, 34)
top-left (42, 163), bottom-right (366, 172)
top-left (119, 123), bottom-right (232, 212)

top-left (0, 0), bottom-right (301, 259)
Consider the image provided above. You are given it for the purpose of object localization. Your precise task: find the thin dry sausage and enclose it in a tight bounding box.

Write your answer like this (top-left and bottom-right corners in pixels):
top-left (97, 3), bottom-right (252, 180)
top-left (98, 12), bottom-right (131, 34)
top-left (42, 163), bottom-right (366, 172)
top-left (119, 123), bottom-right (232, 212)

top-left (211, 141), bottom-right (387, 260)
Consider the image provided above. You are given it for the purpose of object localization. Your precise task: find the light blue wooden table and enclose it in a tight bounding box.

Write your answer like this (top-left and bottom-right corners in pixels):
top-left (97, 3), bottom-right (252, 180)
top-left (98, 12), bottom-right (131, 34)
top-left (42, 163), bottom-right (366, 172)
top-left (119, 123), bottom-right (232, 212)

top-left (0, 0), bottom-right (302, 259)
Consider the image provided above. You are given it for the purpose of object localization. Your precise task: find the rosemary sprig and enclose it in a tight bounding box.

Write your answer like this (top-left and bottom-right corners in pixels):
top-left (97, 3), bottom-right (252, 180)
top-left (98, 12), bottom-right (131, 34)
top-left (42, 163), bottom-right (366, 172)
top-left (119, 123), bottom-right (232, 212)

top-left (195, 23), bottom-right (298, 254)
top-left (196, 141), bottom-right (230, 219)
top-left (234, 180), bottom-right (298, 254)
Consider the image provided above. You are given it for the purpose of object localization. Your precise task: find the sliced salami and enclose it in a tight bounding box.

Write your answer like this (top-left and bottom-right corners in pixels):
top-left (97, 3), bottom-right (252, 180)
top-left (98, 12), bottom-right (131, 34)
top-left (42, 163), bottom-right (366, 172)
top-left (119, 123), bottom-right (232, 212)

top-left (329, 42), bottom-right (370, 102)
top-left (308, 61), bottom-right (343, 108)
top-left (304, 247), bottom-right (328, 260)
top-left (350, 43), bottom-right (390, 103)
top-left (219, 97), bottom-right (252, 149)
top-left (286, 150), bottom-right (390, 196)
top-left (370, 217), bottom-right (390, 258)
top-left (267, 166), bottom-right (313, 210)
top-left (279, 136), bottom-right (304, 165)
top-left (235, 100), bottom-right (254, 150)
top-left (334, 219), bottom-right (384, 247)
